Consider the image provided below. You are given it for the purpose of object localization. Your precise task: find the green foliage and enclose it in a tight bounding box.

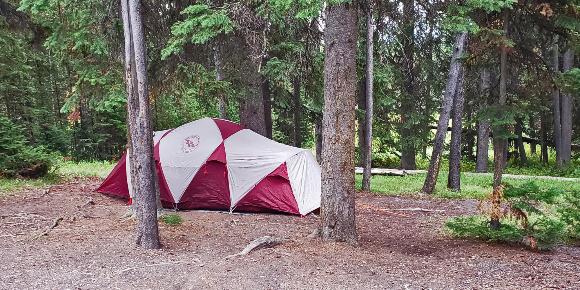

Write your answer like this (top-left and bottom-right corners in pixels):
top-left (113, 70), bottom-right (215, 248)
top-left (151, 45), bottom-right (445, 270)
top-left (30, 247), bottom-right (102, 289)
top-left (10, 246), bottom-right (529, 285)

top-left (446, 181), bottom-right (578, 250)
top-left (559, 190), bottom-right (580, 241)
top-left (163, 214), bottom-right (183, 226)
top-left (162, 4), bottom-right (234, 59)
top-left (563, 68), bottom-right (580, 95)
top-left (0, 117), bottom-right (56, 178)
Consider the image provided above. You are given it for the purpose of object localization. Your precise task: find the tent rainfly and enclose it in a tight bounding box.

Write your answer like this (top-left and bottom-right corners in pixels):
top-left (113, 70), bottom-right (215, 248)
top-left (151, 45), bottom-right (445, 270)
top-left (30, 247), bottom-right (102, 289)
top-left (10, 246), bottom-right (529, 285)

top-left (97, 117), bottom-right (321, 215)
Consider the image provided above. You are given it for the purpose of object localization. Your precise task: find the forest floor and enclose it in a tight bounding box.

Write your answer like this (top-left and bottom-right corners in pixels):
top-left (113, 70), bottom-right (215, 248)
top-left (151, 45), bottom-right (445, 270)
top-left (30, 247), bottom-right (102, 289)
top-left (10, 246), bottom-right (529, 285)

top-left (1, 178), bottom-right (579, 289)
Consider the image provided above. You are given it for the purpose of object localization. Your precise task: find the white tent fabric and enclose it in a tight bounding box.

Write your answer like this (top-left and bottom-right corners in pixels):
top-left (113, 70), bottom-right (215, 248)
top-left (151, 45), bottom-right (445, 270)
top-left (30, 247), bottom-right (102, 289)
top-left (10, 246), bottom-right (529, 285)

top-left (158, 118), bottom-right (224, 203)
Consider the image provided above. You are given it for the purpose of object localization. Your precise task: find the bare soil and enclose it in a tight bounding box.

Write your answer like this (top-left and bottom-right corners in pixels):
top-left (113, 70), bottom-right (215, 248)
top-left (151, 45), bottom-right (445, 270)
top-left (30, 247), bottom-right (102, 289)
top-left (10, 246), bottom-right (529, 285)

top-left (1, 179), bottom-right (579, 289)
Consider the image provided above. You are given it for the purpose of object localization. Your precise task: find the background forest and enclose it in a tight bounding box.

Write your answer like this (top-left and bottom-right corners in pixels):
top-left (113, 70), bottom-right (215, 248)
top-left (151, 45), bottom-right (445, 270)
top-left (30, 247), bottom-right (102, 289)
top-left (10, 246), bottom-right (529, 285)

top-left (1, 0), bottom-right (580, 180)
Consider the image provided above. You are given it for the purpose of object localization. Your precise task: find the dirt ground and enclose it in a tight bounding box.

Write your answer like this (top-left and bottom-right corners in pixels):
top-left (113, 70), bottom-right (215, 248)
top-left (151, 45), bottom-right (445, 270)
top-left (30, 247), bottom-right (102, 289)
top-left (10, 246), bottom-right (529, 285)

top-left (1, 179), bottom-right (579, 290)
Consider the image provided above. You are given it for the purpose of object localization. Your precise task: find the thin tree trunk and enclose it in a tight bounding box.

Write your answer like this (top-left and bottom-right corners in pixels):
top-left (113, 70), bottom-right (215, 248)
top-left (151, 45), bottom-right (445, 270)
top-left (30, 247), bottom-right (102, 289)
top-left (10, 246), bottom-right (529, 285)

top-left (362, 6), bottom-right (374, 191)
top-left (214, 35), bottom-right (230, 120)
top-left (122, 0), bottom-right (160, 249)
top-left (561, 48), bottom-right (574, 165)
top-left (475, 68), bottom-right (491, 173)
top-left (515, 117), bottom-right (528, 166)
top-left (400, 0), bottom-right (416, 170)
top-left (491, 9), bottom-right (509, 231)
top-left (421, 31), bottom-right (467, 194)
top-left (292, 76), bottom-right (302, 147)
top-left (447, 66), bottom-right (465, 191)
top-left (553, 44), bottom-right (563, 168)
top-left (356, 78), bottom-right (366, 167)
top-left (319, 1), bottom-right (358, 245)
top-left (541, 111), bottom-right (548, 163)
top-left (263, 77), bottom-right (272, 139)
top-left (315, 116), bottom-right (322, 163)
top-left (529, 115), bottom-right (536, 155)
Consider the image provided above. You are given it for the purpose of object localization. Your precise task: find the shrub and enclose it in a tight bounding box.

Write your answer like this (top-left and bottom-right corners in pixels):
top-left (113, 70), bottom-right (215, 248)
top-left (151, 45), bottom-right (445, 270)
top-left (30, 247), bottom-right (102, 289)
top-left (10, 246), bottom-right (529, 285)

top-left (447, 181), bottom-right (569, 250)
top-left (0, 117), bottom-right (55, 178)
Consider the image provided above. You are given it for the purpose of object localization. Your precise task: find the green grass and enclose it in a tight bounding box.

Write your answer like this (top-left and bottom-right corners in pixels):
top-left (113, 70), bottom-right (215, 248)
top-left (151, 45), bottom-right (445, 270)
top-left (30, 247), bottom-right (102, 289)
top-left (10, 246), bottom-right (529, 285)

top-left (356, 173), bottom-right (580, 199)
top-left (163, 214), bottom-right (183, 225)
top-left (0, 161), bottom-right (116, 195)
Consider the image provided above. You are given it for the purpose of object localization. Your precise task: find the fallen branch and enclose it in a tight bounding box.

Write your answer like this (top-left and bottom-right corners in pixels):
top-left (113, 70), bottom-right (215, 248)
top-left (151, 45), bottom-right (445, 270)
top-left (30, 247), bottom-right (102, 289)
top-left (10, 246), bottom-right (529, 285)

top-left (225, 236), bottom-right (289, 259)
top-left (355, 202), bottom-right (412, 218)
top-left (76, 197), bottom-right (95, 218)
top-left (34, 217), bottom-right (63, 239)
top-left (391, 207), bottom-right (445, 213)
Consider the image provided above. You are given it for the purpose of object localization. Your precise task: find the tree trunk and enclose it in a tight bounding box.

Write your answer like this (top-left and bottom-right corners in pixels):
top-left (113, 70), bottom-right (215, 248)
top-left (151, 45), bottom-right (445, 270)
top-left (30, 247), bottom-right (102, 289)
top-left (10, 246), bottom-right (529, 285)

top-left (319, 1), bottom-right (358, 245)
top-left (263, 77), bottom-right (272, 139)
top-left (529, 115), bottom-right (536, 155)
top-left (553, 44), bottom-right (563, 168)
top-left (213, 35), bottom-right (230, 121)
top-left (540, 111), bottom-right (548, 163)
top-left (399, 0), bottom-right (416, 170)
top-left (475, 68), bottom-right (491, 173)
top-left (292, 76), bottom-right (302, 147)
top-left (362, 7), bottom-right (374, 192)
top-left (421, 31), bottom-right (467, 194)
top-left (515, 117), bottom-right (528, 166)
top-left (315, 116), bottom-right (322, 163)
top-left (447, 66), bottom-right (465, 191)
top-left (356, 78), bottom-right (366, 167)
top-left (491, 9), bottom-right (509, 231)
top-left (122, 0), bottom-right (160, 249)
top-left (561, 48), bottom-right (574, 165)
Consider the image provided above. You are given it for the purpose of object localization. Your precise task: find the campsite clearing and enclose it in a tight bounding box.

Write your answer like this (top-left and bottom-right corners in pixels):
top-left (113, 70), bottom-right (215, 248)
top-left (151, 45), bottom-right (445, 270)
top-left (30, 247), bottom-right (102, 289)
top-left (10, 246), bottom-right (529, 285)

top-left (1, 178), bottom-right (579, 289)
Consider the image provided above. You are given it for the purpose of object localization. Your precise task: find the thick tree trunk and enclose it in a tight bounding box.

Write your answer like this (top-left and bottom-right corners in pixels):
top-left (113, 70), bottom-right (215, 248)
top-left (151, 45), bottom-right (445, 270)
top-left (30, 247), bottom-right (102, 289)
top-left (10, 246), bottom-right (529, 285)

top-left (362, 7), bottom-right (374, 192)
top-left (292, 76), bottom-right (302, 147)
top-left (475, 68), bottom-right (491, 173)
top-left (319, 1), bottom-right (358, 245)
top-left (553, 44), bottom-right (563, 168)
top-left (122, 0), bottom-right (160, 249)
top-left (263, 77), bottom-right (272, 139)
top-left (421, 31), bottom-right (467, 194)
top-left (447, 67), bottom-right (465, 191)
top-left (515, 117), bottom-right (528, 166)
top-left (399, 0), bottom-right (416, 170)
top-left (561, 48), bottom-right (574, 165)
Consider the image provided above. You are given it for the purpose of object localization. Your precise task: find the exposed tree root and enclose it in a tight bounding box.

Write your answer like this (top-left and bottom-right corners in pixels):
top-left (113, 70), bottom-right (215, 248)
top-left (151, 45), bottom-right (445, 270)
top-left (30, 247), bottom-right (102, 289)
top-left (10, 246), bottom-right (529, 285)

top-left (225, 236), bottom-right (290, 259)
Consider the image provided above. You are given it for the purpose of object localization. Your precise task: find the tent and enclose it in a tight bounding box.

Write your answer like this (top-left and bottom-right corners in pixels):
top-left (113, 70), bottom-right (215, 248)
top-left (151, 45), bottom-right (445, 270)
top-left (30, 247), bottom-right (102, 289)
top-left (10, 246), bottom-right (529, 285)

top-left (97, 117), bottom-right (321, 215)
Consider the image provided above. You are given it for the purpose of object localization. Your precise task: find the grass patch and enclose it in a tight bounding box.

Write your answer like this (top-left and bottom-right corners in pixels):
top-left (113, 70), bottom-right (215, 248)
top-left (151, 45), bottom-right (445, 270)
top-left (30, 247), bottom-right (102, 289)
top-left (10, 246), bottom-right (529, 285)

top-left (163, 214), bottom-right (183, 226)
top-left (356, 173), bottom-right (580, 199)
top-left (0, 160), bottom-right (116, 195)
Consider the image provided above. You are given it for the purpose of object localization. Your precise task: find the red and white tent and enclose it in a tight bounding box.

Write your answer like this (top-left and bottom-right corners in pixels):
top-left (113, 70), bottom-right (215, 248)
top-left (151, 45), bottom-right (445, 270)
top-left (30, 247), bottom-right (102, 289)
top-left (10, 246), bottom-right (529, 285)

top-left (97, 117), bottom-right (321, 215)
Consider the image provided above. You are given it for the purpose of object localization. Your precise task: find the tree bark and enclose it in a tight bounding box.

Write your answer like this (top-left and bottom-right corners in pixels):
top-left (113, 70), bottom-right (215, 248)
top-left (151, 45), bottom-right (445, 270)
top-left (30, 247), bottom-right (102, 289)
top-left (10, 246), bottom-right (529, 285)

top-left (491, 9), bottom-right (510, 231)
top-left (319, 1), bottom-right (358, 245)
top-left (399, 0), bottom-right (416, 170)
top-left (561, 48), bottom-right (574, 165)
top-left (540, 111), bottom-right (548, 163)
top-left (515, 117), bottom-right (528, 166)
top-left (122, 0), bottom-right (160, 249)
top-left (263, 77), bottom-right (272, 139)
top-left (475, 68), bottom-right (490, 173)
top-left (315, 116), bottom-right (322, 163)
top-left (213, 35), bottom-right (230, 121)
top-left (421, 31), bottom-right (467, 194)
top-left (356, 78), bottom-right (366, 167)
top-left (292, 76), bottom-right (302, 147)
top-left (447, 66), bottom-right (465, 191)
top-left (553, 44), bottom-right (563, 168)
top-left (529, 115), bottom-right (536, 155)
top-left (362, 6), bottom-right (374, 192)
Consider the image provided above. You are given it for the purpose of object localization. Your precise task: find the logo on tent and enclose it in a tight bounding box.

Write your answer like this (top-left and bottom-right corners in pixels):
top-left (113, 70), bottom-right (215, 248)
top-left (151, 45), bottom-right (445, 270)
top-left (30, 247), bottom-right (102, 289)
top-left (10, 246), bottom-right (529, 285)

top-left (181, 135), bottom-right (200, 153)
